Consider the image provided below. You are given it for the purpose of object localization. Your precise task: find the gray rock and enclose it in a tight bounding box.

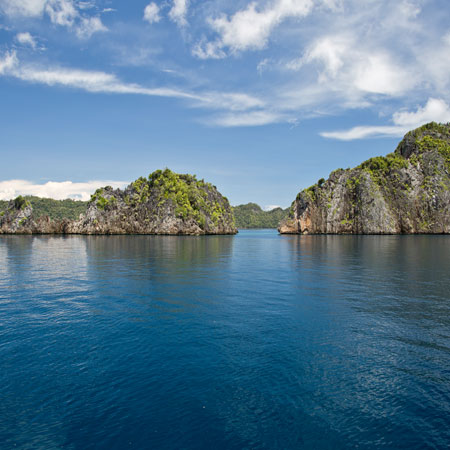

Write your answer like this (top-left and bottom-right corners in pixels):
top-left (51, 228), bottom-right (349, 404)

top-left (279, 122), bottom-right (450, 234)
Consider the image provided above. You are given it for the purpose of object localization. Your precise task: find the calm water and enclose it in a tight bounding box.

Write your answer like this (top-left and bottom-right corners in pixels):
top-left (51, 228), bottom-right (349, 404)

top-left (1, 231), bottom-right (450, 449)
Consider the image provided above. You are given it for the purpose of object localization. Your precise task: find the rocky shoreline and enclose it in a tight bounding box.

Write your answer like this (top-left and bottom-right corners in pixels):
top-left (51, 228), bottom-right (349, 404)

top-left (0, 169), bottom-right (237, 236)
top-left (279, 122), bottom-right (450, 235)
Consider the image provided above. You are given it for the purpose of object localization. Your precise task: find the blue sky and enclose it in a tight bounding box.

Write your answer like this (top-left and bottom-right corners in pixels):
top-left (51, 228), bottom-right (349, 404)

top-left (1, 0), bottom-right (450, 208)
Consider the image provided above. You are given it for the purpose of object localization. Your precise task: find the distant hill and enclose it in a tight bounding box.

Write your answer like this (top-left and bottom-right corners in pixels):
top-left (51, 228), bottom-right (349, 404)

top-left (233, 203), bottom-right (289, 229)
top-left (0, 196), bottom-right (88, 221)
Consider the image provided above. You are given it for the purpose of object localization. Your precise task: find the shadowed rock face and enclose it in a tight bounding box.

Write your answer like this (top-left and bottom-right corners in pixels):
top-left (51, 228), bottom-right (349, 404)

top-left (0, 170), bottom-right (237, 235)
top-left (279, 122), bottom-right (450, 235)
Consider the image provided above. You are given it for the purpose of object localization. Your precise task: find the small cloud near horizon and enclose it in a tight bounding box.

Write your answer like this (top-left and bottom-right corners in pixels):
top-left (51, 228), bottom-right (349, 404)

top-left (0, 180), bottom-right (129, 201)
top-left (263, 204), bottom-right (285, 211)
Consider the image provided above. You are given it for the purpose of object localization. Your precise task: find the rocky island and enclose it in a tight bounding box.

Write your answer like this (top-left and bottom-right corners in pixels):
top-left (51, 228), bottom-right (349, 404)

top-left (0, 169), bottom-right (237, 235)
top-left (279, 122), bottom-right (450, 234)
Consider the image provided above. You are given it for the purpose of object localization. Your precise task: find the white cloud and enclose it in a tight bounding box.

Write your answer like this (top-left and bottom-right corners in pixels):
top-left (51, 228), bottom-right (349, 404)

top-left (321, 98), bottom-right (450, 140)
top-left (0, 0), bottom-right (47, 17)
top-left (321, 125), bottom-right (408, 141)
top-left (15, 32), bottom-right (37, 49)
top-left (77, 1), bottom-right (94, 10)
top-left (210, 110), bottom-right (283, 127)
top-left (192, 39), bottom-right (225, 59)
top-left (195, 0), bottom-right (313, 58)
top-left (143, 2), bottom-right (161, 24)
top-left (0, 50), bottom-right (18, 74)
top-left (198, 92), bottom-right (265, 111)
top-left (169, 0), bottom-right (189, 27)
top-left (45, 0), bottom-right (78, 26)
top-left (15, 65), bottom-right (197, 98)
top-left (263, 204), bottom-right (283, 211)
top-left (75, 16), bottom-right (107, 38)
top-left (0, 51), bottom-right (271, 125)
top-left (1, 0), bottom-right (107, 39)
top-left (353, 54), bottom-right (411, 96)
top-left (289, 34), bottom-right (415, 97)
top-left (0, 180), bottom-right (129, 201)
top-left (0, 51), bottom-right (197, 98)
top-left (392, 98), bottom-right (450, 127)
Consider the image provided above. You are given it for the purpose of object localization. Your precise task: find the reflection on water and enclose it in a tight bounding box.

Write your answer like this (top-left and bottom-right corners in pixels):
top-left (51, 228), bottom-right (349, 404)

top-left (0, 231), bottom-right (449, 449)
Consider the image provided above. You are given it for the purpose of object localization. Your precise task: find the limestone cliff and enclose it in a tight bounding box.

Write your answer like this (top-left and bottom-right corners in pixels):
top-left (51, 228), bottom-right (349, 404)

top-left (279, 122), bottom-right (450, 234)
top-left (0, 169), bottom-right (237, 235)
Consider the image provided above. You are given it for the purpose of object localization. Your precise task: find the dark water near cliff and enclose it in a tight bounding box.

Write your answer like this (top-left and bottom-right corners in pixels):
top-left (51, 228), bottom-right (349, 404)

top-left (1, 231), bottom-right (450, 449)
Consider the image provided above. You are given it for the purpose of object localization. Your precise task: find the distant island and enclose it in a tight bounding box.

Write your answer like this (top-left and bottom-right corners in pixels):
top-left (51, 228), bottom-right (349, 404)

top-left (279, 122), bottom-right (450, 234)
top-left (0, 196), bottom-right (87, 221)
top-left (0, 169), bottom-right (237, 235)
top-left (232, 203), bottom-right (289, 229)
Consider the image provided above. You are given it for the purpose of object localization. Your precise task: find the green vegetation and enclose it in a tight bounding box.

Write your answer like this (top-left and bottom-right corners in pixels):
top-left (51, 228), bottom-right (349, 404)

top-left (14, 196), bottom-right (31, 210)
top-left (232, 203), bottom-right (289, 229)
top-left (90, 188), bottom-right (117, 210)
top-left (358, 152), bottom-right (409, 188)
top-left (0, 196), bottom-right (87, 220)
top-left (124, 168), bottom-right (232, 229)
top-left (416, 135), bottom-right (450, 168)
top-left (408, 121), bottom-right (450, 140)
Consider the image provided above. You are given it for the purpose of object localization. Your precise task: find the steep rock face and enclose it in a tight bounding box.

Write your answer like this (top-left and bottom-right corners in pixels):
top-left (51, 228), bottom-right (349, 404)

top-left (279, 122), bottom-right (450, 234)
top-left (0, 197), bottom-right (34, 234)
top-left (0, 170), bottom-right (237, 235)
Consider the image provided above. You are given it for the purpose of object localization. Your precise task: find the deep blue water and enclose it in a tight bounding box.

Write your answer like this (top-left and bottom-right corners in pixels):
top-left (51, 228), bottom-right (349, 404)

top-left (1, 230), bottom-right (450, 449)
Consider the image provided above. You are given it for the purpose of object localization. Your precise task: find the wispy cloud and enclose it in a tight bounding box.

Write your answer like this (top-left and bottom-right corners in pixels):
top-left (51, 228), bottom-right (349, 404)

top-left (0, 179), bottom-right (129, 201)
top-left (209, 111), bottom-right (283, 127)
top-left (0, 50), bottom-right (271, 124)
top-left (321, 98), bottom-right (450, 140)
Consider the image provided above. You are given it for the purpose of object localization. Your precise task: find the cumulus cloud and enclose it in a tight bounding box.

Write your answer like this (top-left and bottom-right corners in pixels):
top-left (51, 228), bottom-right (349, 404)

top-left (194, 0), bottom-right (313, 58)
top-left (288, 34), bottom-right (415, 97)
top-left (143, 2), bottom-right (161, 24)
top-left (321, 98), bottom-right (450, 140)
top-left (169, 0), bottom-right (189, 27)
top-left (0, 180), bottom-right (129, 201)
top-left (15, 32), bottom-right (37, 49)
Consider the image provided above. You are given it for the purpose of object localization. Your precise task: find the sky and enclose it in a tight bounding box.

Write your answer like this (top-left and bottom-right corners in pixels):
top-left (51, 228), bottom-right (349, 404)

top-left (1, 0), bottom-right (450, 208)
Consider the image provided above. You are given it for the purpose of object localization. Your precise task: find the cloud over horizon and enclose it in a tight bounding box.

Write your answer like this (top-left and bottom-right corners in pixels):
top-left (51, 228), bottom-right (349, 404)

top-left (0, 179), bottom-right (129, 201)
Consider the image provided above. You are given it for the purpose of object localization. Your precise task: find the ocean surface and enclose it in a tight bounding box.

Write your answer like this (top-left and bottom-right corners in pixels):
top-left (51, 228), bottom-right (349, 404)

top-left (1, 230), bottom-right (450, 449)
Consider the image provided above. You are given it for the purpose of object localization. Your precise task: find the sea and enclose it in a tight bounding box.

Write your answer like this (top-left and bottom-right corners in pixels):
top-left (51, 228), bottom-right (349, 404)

top-left (1, 230), bottom-right (449, 449)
